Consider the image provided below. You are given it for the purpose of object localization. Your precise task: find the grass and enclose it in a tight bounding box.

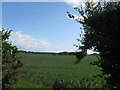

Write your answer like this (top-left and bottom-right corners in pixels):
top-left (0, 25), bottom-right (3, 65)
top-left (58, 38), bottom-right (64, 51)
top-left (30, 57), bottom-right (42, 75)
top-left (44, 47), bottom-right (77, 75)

top-left (14, 52), bottom-right (106, 88)
top-left (13, 78), bottom-right (51, 88)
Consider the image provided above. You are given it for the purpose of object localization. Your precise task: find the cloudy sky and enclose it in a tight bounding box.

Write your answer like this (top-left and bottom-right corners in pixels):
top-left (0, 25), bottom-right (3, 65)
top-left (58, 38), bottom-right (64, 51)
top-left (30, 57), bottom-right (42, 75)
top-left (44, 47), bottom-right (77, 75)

top-left (2, 0), bottom-right (99, 54)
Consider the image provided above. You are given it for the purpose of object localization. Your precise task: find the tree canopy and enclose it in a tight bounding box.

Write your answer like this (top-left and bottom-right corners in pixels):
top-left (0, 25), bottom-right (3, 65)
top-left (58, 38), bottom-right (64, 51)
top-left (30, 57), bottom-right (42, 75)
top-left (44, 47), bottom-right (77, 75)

top-left (68, 1), bottom-right (120, 88)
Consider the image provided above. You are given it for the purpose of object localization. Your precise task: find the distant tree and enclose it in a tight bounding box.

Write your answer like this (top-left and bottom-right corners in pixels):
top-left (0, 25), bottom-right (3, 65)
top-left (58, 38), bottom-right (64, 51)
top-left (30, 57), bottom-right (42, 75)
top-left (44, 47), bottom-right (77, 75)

top-left (2, 28), bottom-right (22, 89)
top-left (67, 0), bottom-right (120, 88)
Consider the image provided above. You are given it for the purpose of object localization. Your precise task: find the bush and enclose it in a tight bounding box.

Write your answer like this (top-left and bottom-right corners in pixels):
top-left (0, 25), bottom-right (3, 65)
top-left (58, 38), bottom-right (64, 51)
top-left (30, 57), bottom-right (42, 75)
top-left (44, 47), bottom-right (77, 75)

top-left (2, 28), bottom-right (22, 89)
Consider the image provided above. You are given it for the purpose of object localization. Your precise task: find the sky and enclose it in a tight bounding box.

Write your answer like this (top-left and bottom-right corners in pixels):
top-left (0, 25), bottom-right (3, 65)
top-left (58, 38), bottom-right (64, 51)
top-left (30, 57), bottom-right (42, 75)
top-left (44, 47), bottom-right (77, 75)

top-left (2, 1), bottom-right (99, 54)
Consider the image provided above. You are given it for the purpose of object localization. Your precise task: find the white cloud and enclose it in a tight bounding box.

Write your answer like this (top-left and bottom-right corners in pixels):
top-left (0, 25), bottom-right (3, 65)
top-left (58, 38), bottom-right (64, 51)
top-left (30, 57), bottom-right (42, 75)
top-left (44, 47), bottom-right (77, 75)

top-left (87, 50), bottom-right (99, 55)
top-left (72, 14), bottom-right (85, 21)
top-left (8, 31), bottom-right (77, 52)
top-left (9, 31), bottom-right (57, 52)
top-left (65, 0), bottom-right (82, 7)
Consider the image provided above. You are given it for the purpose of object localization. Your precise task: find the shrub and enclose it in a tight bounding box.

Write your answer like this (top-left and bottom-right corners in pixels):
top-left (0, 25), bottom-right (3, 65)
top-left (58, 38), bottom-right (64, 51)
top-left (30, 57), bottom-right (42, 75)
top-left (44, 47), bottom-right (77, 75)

top-left (2, 28), bottom-right (22, 89)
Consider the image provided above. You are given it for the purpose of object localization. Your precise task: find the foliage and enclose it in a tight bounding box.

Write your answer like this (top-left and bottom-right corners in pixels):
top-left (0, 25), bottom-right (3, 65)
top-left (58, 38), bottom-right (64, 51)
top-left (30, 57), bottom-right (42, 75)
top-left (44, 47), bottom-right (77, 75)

top-left (74, 51), bottom-right (86, 64)
top-left (53, 77), bottom-right (104, 89)
top-left (67, 0), bottom-right (120, 88)
top-left (2, 28), bottom-right (22, 89)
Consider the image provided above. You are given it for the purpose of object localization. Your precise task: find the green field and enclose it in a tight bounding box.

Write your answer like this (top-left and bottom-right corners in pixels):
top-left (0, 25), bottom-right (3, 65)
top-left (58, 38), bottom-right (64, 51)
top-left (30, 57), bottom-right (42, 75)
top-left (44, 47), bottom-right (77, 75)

top-left (13, 52), bottom-right (106, 88)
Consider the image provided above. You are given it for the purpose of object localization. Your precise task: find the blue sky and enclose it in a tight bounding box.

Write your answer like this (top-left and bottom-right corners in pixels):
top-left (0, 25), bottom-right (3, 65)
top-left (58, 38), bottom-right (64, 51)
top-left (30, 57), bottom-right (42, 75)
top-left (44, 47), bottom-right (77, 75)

top-left (3, 2), bottom-right (84, 52)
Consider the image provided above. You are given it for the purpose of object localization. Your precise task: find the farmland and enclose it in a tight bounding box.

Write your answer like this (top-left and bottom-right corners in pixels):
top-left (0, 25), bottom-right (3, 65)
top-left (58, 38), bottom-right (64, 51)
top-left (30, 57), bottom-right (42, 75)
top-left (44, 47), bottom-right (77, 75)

top-left (13, 52), bottom-right (106, 88)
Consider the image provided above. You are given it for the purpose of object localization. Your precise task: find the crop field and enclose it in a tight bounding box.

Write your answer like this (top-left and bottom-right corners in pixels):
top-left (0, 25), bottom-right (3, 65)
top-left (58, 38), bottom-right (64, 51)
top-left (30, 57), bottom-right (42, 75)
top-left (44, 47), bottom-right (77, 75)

top-left (13, 52), bottom-right (106, 88)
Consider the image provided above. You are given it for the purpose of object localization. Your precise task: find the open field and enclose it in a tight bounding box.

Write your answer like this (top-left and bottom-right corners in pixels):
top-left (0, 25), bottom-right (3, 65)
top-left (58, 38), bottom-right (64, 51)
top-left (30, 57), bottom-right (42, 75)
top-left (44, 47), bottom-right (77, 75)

top-left (13, 52), bottom-right (106, 88)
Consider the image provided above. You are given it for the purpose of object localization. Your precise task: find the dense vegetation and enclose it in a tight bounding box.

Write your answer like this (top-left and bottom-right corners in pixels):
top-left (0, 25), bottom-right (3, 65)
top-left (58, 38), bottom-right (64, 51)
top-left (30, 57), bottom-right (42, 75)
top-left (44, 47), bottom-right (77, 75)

top-left (68, 1), bottom-right (120, 88)
top-left (13, 52), bottom-right (106, 88)
top-left (2, 29), bottom-right (22, 89)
